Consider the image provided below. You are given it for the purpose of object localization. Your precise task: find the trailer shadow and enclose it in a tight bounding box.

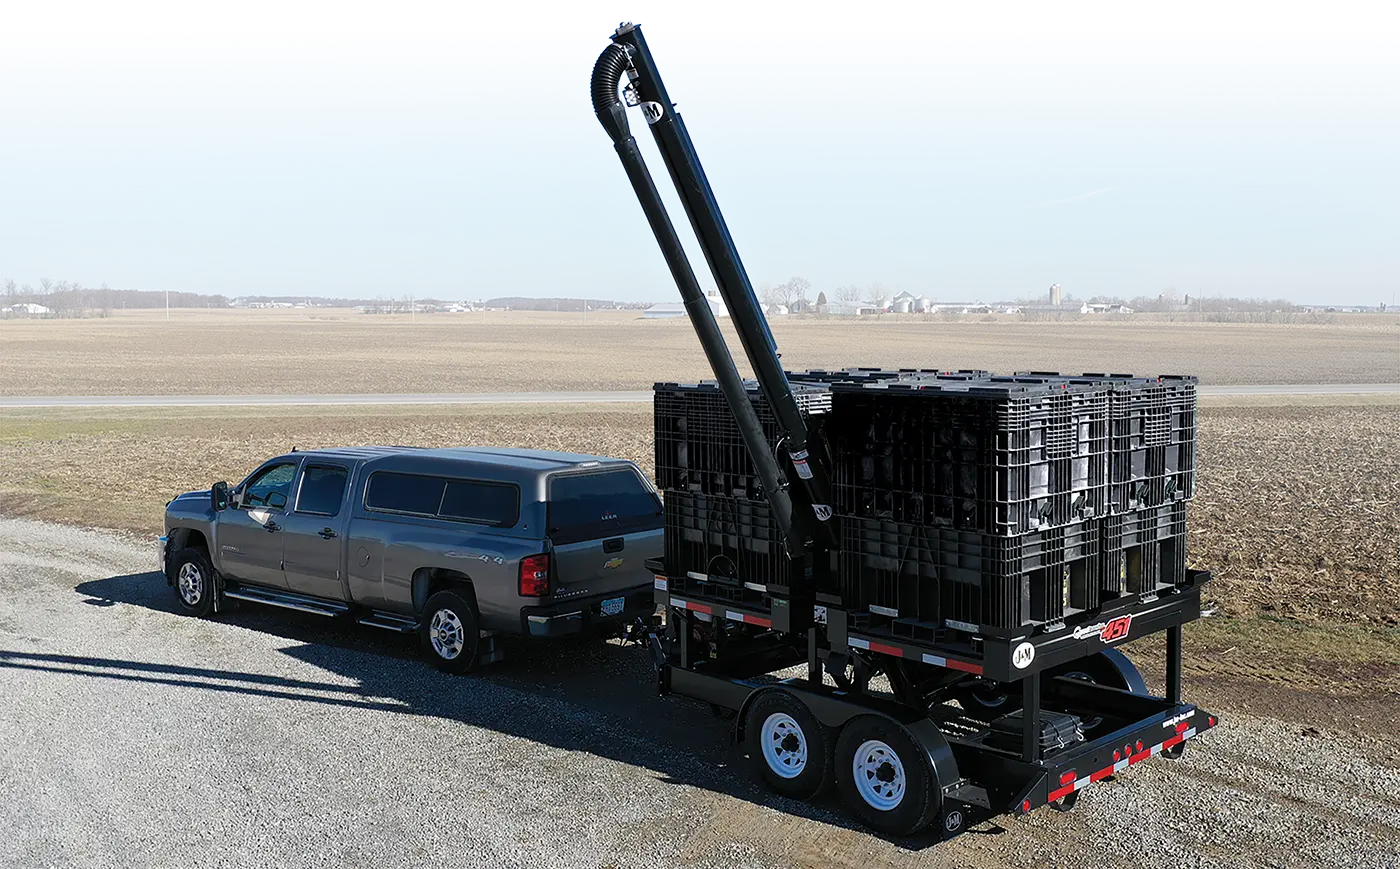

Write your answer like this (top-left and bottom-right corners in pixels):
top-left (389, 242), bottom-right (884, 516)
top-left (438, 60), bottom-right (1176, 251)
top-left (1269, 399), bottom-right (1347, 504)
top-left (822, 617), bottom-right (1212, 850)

top-left (68, 571), bottom-right (1006, 850)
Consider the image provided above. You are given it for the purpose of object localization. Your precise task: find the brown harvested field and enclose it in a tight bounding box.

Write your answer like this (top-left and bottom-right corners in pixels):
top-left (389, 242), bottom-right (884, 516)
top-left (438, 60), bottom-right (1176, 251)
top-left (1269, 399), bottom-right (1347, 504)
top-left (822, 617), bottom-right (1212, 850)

top-left (2, 308), bottom-right (1398, 395)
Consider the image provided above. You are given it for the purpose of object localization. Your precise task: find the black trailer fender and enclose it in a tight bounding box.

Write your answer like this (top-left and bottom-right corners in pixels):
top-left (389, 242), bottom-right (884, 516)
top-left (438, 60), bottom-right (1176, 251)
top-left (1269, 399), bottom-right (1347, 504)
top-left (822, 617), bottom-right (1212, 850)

top-left (733, 685), bottom-right (963, 801)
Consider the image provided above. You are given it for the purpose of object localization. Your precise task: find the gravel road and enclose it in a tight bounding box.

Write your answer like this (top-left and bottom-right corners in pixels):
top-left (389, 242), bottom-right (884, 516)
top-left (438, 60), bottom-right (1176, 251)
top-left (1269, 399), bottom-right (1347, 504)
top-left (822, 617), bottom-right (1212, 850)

top-left (2, 516), bottom-right (1397, 869)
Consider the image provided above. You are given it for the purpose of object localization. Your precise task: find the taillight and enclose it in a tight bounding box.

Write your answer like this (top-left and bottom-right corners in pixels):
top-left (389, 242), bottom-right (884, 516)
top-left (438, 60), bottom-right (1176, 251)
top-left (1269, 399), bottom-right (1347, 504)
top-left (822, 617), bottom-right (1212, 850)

top-left (519, 553), bottom-right (550, 597)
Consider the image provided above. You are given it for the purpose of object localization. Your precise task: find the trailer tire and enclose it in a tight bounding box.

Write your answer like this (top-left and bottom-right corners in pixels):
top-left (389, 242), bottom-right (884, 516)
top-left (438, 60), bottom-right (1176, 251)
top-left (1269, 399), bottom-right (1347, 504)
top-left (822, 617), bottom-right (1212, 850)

top-left (835, 716), bottom-right (939, 837)
top-left (170, 547), bottom-right (217, 618)
top-left (744, 691), bottom-right (831, 800)
top-left (420, 590), bottom-right (481, 674)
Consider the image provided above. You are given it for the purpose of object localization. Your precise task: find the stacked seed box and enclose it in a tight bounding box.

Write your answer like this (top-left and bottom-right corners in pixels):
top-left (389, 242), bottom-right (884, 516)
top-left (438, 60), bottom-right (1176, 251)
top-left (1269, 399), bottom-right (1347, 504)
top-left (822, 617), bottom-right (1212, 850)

top-left (829, 376), bottom-right (1112, 640)
top-left (653, 377), bottom-right (836, 612)
top-left (1015, 373), bottom-right (1197, 603)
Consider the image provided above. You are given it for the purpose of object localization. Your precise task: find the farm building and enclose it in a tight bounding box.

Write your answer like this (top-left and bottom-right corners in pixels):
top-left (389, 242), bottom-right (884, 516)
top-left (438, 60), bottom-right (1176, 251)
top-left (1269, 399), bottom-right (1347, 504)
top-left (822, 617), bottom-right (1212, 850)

top-left (644, 290), bottom-right (729, 319)
top-left (4, 303), bottom-right (52, 317)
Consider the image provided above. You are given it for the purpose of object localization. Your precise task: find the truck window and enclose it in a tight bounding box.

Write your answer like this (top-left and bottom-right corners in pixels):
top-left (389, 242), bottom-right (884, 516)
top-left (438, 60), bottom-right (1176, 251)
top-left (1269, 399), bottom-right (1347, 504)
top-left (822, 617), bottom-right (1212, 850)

top-left (440, 479), bottom-right (519, 526)
top-left (365, 472), bottom-right (446, 516)
top-left (241, 463), bottom-right (297, 509)
top-left (296, 465), bottom-right (348, 516)
top-left (547, 467), bottom-right (661, 545)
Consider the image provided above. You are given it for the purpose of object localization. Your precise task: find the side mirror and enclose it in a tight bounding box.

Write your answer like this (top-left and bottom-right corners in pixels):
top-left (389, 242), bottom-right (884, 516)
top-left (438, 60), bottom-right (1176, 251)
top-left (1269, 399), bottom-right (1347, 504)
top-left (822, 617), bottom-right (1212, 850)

top-left (267, 491), bottom-right (288, 510)
top-left (211, 481), bottom-right (230, 512)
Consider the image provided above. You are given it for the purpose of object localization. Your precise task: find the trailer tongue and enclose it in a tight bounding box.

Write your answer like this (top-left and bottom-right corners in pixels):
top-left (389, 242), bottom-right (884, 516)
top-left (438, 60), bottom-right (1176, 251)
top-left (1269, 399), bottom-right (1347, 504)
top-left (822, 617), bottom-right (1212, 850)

top-left (591, 22), bottom-right (1216, 839)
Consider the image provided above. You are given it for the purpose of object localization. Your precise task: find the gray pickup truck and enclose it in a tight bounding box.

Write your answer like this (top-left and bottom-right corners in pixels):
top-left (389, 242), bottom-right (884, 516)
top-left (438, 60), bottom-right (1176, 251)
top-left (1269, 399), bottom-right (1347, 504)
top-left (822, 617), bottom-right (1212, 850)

top-left (161, 446), bottom-right (662, 672)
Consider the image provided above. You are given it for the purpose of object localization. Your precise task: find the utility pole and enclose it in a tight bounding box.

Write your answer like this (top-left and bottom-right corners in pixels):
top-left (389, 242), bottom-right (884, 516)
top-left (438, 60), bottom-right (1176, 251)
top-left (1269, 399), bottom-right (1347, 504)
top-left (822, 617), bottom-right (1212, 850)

top-left (166, 289), bottom-right (169, 321)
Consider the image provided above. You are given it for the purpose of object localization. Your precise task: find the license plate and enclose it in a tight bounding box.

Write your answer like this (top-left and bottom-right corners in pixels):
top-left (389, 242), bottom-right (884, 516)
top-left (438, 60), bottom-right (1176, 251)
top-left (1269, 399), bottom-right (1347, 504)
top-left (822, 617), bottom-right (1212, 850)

top-left (601, 596), bottom-right (625, 616)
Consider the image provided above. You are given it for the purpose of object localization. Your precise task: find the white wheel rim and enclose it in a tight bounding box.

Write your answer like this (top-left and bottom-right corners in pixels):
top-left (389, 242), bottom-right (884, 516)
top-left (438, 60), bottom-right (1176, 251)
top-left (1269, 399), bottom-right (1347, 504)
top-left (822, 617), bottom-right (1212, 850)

top-left (759, 712), bottom-right (808, 779)
top-left (852, 739), bottom-right (907, 811)
top-left (177, 562), bottom-right (203, 606)
top-left (429, 608), bottom-right (465, 660)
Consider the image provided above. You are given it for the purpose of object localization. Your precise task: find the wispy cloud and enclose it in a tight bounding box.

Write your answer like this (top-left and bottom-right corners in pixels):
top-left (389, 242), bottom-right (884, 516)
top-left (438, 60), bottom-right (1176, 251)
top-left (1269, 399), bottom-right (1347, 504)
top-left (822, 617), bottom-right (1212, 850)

top-left (1025, 187), bottom-right (1118, 208)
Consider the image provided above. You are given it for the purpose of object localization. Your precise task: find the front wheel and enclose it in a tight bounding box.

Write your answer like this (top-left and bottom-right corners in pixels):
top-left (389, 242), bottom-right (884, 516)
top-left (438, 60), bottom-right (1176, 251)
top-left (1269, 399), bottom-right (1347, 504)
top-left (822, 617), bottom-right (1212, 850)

top-left (420, 590), bottom-right (481, 674)
top-left (744, 691), bottom-right (831, 800)
top-left (170, 547), bottom-right (217, 618)
top-left (835, 716), bottom-right (940, 837)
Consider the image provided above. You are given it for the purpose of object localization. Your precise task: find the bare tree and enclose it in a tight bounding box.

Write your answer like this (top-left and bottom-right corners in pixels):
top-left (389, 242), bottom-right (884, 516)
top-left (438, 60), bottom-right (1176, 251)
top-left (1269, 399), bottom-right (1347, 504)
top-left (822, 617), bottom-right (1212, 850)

top-left (3, 279), bottom-right (16, 300)
top-left (867, 281), bottom-right (890, 307)
top-left (833, 284), bottom-right (863, 304)
top-left (784, 278), bottom-right (817, 307)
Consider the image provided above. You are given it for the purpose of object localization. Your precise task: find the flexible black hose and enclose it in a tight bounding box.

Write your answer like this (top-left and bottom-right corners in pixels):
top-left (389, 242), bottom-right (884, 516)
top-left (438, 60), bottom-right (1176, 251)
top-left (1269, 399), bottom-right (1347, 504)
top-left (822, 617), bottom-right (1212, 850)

top-left (591, 43), bottom-right (631, 143)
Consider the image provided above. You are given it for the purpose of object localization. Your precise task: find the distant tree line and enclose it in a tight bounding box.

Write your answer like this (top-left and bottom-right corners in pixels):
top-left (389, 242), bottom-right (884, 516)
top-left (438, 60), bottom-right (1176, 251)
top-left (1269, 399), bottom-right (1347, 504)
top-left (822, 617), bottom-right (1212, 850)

top-left (1, 279), bottom-right (230, 317)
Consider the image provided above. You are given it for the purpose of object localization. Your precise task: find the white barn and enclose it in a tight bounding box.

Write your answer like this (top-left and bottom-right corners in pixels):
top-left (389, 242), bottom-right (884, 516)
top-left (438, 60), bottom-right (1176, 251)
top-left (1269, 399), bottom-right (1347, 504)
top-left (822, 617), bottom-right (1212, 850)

top-left (644, 290), bottom-right (729, 319)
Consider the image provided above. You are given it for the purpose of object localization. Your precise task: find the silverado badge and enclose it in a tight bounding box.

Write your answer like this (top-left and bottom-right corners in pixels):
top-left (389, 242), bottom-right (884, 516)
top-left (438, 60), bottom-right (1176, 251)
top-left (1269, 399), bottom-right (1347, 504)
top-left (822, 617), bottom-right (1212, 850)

top-left (604, 557), bottom-right (625, 570)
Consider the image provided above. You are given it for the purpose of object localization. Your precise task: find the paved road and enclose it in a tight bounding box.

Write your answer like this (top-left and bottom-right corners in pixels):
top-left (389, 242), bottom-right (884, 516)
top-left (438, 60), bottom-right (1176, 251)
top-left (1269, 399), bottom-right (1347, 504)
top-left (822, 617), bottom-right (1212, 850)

top-left (4, 383), bottom-right (1399, 408)
top-left (2, 516), bottom-right (1398, 869)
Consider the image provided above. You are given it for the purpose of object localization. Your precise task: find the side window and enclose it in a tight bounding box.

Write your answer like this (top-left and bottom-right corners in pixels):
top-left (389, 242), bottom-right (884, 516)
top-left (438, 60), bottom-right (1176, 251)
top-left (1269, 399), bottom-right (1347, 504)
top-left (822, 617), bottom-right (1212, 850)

top-left (439, 479), bottom-right (519, 526)
top-left (296, 465), bottom-right (348, 516)
top-left (365, 472), bottom-right (447, 516)
top-left (241, 463), bottom-right (297, 510)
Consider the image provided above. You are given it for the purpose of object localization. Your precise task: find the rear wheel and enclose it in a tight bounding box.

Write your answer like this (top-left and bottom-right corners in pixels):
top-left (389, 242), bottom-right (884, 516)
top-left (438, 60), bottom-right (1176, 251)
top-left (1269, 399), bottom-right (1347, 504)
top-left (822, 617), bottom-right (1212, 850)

top-left (170, 547), bottom-right (217, 618)
top-left (835, 716), bottom-right (940, 836)
top-left (744, 691), bottom-right (831, 800)
top-left (420, 590), bottom-right (481, 674)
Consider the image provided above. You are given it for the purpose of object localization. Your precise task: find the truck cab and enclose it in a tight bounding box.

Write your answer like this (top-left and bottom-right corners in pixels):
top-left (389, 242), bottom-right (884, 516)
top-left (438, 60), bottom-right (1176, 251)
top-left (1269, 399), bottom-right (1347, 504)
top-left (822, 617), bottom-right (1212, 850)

top-left (162, 446), bottom-right (662, 672)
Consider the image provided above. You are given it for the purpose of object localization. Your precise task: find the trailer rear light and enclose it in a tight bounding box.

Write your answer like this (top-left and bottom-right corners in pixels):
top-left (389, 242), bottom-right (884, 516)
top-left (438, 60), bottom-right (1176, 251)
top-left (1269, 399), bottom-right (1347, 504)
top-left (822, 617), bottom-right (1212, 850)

top-left (1021, 800), bottom-right (1031, 813)
top-left (1209, 716), bottom-right (1217, 727)
top-left (519, 553), bottom-right (551, 597)
top-left (1060, 771), bottom-right (1077, 786)
top-left (1113, 750), bottom-right (1122, 761)
top-left (1175, 721), bottom-right (1190, 733)
top-left (1135, 740), bottom-right (1144, 752)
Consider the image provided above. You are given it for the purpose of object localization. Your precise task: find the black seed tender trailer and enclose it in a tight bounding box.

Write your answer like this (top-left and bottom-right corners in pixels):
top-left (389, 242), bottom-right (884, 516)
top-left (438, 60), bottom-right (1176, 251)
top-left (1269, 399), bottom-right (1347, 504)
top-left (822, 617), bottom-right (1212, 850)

top-left (592, 22), bottom-right (1217, 838)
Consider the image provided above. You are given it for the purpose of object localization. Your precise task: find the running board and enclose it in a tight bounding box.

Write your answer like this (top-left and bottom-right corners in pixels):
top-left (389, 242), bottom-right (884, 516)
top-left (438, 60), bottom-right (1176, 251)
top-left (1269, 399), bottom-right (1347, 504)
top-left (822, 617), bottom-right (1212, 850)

top-left (224, 586), bottom-right (351, 618)
top-left (359, 612), bottom-right (418, 633)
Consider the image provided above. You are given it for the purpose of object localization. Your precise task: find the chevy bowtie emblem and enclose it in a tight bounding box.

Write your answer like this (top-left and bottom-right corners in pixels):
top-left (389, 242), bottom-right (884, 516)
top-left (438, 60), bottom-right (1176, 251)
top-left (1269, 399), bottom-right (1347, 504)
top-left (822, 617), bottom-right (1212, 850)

top-left (604, 557), bottom-right (625, 570)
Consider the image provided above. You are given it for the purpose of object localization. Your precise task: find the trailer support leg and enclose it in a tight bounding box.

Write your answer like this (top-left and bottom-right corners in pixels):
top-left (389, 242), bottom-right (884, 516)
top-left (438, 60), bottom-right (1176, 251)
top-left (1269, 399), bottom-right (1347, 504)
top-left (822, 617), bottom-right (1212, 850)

top-left (806, 628), bottom-right (822, 685)
top-left (1166, 624), bottom-right (1183, 705)
top-left (1022, 673), bottom-right (1041, 763)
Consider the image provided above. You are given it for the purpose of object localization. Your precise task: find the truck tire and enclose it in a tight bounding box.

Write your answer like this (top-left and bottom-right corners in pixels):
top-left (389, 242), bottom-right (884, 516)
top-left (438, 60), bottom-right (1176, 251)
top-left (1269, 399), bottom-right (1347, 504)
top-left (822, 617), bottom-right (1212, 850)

top-left (744, 690), bottom-right (832, 800)
top-left (170, 547), bottom-right (217, 618)
top-left (835, 716), bottom-right (940, 837)
top-left (421, 590), bottom-right (481, 674)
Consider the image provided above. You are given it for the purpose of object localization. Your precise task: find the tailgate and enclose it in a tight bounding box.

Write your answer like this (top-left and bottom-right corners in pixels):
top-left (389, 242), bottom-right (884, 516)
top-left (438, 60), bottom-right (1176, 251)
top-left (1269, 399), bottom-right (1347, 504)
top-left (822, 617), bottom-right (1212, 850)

top-left (547, 466), bottom-right (664, 602)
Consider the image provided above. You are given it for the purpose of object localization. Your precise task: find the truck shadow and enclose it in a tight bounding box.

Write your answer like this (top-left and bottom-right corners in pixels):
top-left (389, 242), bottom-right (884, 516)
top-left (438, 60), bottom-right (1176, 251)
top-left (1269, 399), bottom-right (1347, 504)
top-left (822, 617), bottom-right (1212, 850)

top-left (66, 571), bottom-right (1006, 849)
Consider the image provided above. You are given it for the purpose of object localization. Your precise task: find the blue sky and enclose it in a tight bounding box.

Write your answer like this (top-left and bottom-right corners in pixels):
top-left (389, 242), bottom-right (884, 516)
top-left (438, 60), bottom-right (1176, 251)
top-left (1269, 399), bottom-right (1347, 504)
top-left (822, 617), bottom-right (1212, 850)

top-left (2, 1), bottom-right (1395, 305)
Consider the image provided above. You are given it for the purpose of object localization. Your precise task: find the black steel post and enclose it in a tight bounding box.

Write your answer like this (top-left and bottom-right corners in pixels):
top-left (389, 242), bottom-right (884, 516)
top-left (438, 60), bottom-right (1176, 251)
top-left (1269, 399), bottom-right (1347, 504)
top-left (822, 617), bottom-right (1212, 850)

top-left (591, 41), bottom-right (807, 550)
top-left (609, 23), bottom-right (836, 547)
top-left (1166, 624), bottom-right (1183, 705)
top-left (1022, 674), bottom-right (1042, 763)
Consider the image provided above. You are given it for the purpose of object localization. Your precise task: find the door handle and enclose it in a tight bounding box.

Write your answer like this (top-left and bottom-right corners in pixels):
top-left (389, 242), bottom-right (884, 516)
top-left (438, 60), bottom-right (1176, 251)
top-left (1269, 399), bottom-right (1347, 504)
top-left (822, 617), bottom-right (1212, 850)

top-left (263, 520), bottom-right (280, 532)
top-left (318, 528), bottom-right (337, 539)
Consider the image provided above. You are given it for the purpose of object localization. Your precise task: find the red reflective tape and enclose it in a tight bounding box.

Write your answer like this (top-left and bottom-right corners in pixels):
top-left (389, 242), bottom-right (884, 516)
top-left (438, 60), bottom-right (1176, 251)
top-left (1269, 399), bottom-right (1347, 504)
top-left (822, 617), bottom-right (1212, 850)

top-left (1129, 750), bottom-right (1151, 764)
top-left (1161, 734), bottom-right (1184, 751)
top-left (1048, 784), bottom-right (1075, 802)
top-left (1090, 766), bottom-right (1115, 783)
top-left (684, 601), bottom-right (712, 615)
top-left (868, 642), bottom-right (904, 658)
top-left (945, 659), bottom-right (983, 674)
top-left (743, 614), bottom-right (772, 628)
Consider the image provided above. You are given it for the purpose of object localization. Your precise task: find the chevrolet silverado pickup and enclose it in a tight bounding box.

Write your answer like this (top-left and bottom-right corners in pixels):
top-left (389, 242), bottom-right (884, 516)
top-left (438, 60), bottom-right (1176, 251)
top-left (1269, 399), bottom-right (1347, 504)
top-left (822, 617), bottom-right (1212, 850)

top-left (161, 446), bottom-right (662, 672)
